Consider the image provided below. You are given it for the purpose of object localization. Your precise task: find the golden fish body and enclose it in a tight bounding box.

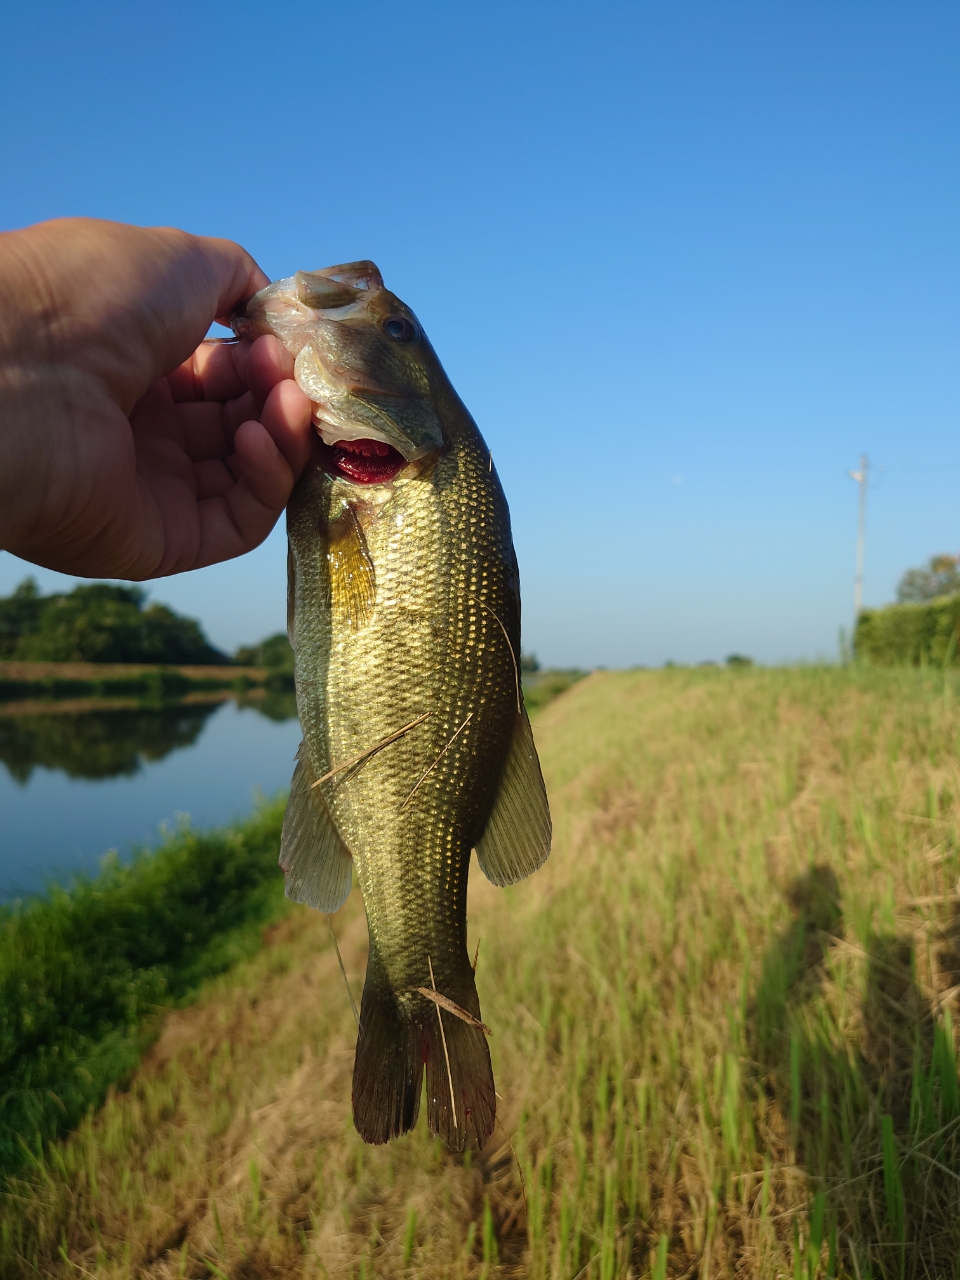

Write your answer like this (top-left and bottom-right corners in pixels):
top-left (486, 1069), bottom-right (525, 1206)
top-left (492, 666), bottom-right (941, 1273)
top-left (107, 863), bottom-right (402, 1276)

top-left (233, 262), bottom-right (550, 1149)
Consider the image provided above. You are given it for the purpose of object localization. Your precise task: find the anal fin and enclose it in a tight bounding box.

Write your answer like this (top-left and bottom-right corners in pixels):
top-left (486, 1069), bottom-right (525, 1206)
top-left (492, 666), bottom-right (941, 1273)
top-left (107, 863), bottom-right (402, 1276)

top-left (281, 741), bottom-right (352, 911)
top-left (474, 709), bottom-right (552, 886)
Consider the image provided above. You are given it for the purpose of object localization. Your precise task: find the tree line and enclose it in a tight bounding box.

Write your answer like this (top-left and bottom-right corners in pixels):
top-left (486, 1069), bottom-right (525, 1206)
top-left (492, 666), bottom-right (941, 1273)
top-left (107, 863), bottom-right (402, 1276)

top-left (857, 553), bottom-right (960, 667)
top-left (0, 578), bottom-right (227, 666)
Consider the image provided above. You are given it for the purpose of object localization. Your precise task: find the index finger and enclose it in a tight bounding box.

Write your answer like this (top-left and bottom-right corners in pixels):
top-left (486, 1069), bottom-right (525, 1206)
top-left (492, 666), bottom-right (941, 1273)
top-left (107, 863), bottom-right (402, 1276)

top-left (167, 339), bottom-right (248, 403)
top-left (167, 333), bottom-right (295, 404)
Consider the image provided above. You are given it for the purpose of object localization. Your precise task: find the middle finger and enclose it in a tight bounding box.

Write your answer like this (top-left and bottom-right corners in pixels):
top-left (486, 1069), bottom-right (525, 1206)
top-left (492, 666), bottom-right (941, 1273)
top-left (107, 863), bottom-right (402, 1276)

top-left (176, 396), bottom-right (253, 461)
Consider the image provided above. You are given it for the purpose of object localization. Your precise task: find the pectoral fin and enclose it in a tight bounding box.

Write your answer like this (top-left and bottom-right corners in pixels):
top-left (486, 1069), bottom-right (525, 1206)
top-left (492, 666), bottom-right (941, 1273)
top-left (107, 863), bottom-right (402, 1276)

top-left (474, 710), bottom-right (552, 886)
top-left (326, 506), bottom-right (376, 630)
top-left (281, 741), bottom-right (353, 912)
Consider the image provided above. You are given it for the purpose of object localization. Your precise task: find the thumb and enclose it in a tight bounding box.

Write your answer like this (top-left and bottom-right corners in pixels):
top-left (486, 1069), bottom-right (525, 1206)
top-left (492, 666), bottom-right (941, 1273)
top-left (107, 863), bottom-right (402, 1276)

top-left (191, 233), bottom-right (270, 326)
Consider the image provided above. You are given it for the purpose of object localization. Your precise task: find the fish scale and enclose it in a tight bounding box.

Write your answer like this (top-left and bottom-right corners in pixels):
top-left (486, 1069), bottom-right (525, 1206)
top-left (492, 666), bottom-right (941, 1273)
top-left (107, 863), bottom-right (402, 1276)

top-left (233, 260), bottom-right (551, 1150)
top-left (294, 424), bottom-right (514, 973)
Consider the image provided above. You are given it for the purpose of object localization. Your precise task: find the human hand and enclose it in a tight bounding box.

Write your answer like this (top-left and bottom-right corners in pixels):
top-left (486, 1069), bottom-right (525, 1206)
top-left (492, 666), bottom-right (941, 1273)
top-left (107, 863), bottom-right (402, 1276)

top-left (0, 217), bottom-right (313, 579)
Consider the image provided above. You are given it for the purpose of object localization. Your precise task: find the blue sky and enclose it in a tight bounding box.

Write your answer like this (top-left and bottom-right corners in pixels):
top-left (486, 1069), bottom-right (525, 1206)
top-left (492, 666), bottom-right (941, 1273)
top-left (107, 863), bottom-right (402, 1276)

top-left (1, 2), bottom-right (958, 667)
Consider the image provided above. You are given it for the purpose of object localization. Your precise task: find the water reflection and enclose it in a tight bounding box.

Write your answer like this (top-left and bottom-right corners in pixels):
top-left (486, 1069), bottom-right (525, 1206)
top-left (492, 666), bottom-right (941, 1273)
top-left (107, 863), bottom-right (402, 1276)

top-left (238, 689), bottom-right (298, 724)
top-left (0, 703), bottom-right (220, 782)
top-left (0, 691), bottom-right (300, 785)
top-left (0, 695), bottom-right (303, 896)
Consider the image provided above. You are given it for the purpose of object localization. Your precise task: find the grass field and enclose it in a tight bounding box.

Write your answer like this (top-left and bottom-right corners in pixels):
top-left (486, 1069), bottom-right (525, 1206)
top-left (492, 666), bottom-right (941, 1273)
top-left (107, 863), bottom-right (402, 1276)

top-left (5, 665), bottom-right (960, 1278)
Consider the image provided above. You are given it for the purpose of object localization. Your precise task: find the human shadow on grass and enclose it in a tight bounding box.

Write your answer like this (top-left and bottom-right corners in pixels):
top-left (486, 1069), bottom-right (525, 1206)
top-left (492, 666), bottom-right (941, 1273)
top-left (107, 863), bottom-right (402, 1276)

top-left (749, 866), bottom-right (960, 1279)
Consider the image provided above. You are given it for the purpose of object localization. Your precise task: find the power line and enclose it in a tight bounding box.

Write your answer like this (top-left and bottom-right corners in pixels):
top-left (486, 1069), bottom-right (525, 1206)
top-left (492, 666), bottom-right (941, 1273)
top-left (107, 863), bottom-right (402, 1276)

top-left (847, 454), bottom-right (868, 619)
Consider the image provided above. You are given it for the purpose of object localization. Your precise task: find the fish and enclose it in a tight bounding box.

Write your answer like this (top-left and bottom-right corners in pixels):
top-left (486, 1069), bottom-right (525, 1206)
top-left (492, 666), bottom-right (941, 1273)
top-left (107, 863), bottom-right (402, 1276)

top-left (232, 261), bottom-right (551, 1151)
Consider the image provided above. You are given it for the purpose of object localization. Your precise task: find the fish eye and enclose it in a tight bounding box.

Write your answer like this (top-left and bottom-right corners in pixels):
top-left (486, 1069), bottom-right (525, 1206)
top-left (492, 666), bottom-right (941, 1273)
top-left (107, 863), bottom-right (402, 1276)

top-left (382, 315), bottom-right (418, 342)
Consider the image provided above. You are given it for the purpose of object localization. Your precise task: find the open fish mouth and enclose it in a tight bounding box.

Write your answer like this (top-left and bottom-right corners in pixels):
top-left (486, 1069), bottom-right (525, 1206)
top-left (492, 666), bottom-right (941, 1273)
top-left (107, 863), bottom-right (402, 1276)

top-left (319, 436), bottom-right (408, 485)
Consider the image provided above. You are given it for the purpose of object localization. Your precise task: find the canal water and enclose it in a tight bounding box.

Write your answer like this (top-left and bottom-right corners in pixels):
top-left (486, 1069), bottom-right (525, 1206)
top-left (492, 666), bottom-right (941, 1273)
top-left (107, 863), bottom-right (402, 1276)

top-left (0, 693), bottom-right (302, 900)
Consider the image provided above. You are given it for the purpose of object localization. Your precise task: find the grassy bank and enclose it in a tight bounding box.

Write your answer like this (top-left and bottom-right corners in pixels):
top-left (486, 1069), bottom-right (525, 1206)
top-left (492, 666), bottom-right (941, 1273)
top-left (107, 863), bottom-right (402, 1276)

top-left (522, 667), bottom-right (587, 713)
top-left (0, 800), bottom-right (288, 1182)
top-left (0, 661), bottom-right (283, 705)
top-left (5, 666), bottom-right (960, 1276)
top-left (0, 660), bottom-right (558, 710)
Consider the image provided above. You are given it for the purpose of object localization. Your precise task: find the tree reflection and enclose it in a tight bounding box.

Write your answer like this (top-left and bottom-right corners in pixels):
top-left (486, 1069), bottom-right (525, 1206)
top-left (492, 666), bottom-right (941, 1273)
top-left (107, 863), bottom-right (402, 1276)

top-left (0, 690), bottom-right (300, 784)
top-left (238, 689), bottom-right (298, 722)
top-left (0, 704), bottom-right (223, 783)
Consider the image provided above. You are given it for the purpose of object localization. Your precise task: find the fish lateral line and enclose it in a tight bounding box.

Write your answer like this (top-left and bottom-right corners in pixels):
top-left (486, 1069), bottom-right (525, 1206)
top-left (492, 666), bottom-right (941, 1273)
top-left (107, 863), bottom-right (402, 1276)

top-left (413, 986), bottom-right (492, 1036)
top-left (309, 712), bottom-right (432, 790)
top-left (398, 711), bottom-right (474, 812)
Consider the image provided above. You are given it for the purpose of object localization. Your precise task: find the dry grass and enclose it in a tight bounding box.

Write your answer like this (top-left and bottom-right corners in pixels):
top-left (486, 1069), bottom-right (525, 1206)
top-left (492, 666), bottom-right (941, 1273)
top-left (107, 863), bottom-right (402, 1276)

top-left (5, 665), bottom-right (960, 1278)
top-left (0, 663), bottom-right (265, 682)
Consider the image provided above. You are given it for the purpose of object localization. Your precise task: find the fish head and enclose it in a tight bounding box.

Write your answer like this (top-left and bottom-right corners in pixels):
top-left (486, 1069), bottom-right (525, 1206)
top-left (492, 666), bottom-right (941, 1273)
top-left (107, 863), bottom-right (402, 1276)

top-left (232, 261), bottom-right (445, 485)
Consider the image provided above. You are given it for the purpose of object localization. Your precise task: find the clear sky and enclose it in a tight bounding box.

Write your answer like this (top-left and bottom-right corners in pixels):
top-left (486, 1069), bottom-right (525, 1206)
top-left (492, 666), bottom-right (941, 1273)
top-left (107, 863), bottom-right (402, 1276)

top-left (1, 2), bottom-right (958, 667)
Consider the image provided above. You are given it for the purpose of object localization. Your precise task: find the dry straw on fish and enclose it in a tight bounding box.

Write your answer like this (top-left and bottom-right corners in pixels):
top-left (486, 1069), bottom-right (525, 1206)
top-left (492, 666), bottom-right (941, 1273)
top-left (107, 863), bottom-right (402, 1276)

top-left (308, 711), bottom-right (432, 790)
top-left (476, 598), bottom-right (522, 714)
top-left (428, 955), bottom-right (458, 1130)
top-left (399, 712), bottom-right (474, 812)
top-left (413, 985), bottom-right (492, 1036)
top-left (328, 914), bottom-right (359, 1028)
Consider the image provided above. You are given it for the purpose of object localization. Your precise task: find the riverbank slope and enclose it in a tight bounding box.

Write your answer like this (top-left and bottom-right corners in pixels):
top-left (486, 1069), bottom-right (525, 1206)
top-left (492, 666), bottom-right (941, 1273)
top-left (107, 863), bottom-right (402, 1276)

top-left (6, 666), bottom-right (960, 1278)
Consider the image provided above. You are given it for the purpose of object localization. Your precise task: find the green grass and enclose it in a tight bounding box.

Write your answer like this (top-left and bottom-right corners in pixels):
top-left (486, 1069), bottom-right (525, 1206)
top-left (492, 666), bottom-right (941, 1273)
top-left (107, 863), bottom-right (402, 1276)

top-left (0, 798), bottom-right (288, 1180)
top-left (5, 666), bottom-right (960, 1277)
top-left (522, 668), bottom-right (587, 714)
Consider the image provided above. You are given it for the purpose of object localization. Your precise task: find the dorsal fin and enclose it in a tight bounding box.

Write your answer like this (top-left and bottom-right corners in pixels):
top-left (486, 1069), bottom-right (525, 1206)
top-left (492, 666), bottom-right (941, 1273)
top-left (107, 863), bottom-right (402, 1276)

top-left (474, 710), bottom-right (551, 886)
top-left (325, 505), bottom-right (376, 630)
top-left (281, 742), bottom-right (353, 912)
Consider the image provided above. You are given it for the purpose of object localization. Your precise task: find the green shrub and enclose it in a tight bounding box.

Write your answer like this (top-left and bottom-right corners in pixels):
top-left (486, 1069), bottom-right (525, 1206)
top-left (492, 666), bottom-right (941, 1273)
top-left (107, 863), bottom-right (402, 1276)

top-left (235, 632), bottom-right (293, 672)
top-left (0, 579), bottom-right (44, 659)
top-left (0, 798), bottom-right (287, 1178)
top-left (3, 579), bottom-right (228, 665)
top-left (235, 633), bottom-right (295, 690)
top-left (855, 593), bottom-right (960, 666)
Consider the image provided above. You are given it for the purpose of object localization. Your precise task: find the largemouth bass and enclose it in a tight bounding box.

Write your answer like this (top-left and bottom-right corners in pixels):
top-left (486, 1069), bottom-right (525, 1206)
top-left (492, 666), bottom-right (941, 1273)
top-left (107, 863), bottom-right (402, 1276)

top-left (233, 261), bottom-right (550, 1150)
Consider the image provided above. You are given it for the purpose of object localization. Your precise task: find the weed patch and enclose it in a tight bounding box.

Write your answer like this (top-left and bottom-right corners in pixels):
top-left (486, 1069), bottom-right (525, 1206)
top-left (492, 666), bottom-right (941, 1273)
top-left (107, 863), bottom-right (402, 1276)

top-left (0, 799), bottom-right (287, 1180)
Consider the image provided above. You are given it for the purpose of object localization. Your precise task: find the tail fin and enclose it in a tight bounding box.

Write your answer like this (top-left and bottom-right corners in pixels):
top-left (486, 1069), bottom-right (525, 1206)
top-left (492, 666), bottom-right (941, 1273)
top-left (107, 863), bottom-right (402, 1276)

top-left (352, 977), bottom-right (423, 1144)
top-left (352, 958), bottom-right (495, 1150)
top-left (423, 1009), bottom-right (496, 1150)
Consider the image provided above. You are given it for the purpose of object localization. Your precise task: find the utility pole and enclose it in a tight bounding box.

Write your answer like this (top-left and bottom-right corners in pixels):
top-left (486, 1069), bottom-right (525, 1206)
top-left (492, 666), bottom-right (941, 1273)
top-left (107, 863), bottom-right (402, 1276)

top-left (847, 454), bottom-right (868, 617)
